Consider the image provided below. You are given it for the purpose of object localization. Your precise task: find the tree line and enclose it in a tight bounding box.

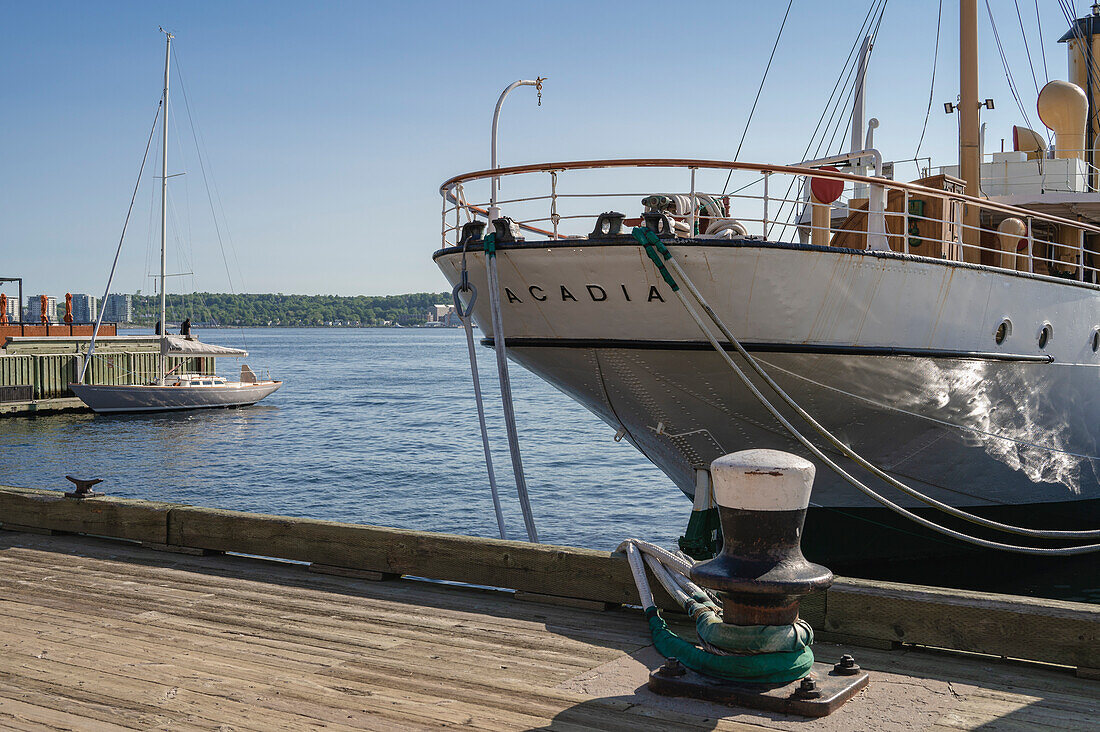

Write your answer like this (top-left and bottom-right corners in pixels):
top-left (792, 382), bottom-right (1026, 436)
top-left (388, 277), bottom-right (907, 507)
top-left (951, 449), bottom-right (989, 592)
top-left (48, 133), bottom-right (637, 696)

top-left (130, 292), bottom-right (452, 327)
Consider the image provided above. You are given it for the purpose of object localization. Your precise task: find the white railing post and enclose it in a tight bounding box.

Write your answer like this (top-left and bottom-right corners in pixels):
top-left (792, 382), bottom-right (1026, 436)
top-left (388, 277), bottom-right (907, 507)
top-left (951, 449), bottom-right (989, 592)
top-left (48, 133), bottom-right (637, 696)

top-left (902, 190), bottom-right (910, 255)
top-left (441, 189), bottom-right (448, 247)
top-left (762, 171), bottom-right (769, 237)
top-left (550, 170), bottom-right (559, 240)
top-left (689, 168), bottom-right (697, 236)
top-left (1027, 217), bottom-right (1034, 273)
top-left (1080, 228), bottom-right (1086, 282)
top-left (454, 190), bottom-right (460, 245)
top-left (867, 178), bottom-right (888, 251)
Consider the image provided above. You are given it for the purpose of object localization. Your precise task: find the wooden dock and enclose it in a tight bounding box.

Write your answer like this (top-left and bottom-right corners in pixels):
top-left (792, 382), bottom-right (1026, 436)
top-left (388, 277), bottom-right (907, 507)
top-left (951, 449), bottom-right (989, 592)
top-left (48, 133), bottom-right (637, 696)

top-left (0, 397), bottom-right (89, 417)
top-left (0, 486), bottom-right (1097, 730)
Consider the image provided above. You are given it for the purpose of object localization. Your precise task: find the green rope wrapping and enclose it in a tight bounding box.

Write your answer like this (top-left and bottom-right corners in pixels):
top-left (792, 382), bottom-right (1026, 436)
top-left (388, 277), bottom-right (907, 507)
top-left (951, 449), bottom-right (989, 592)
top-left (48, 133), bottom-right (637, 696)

top-left (646, 608), bottom-right (814, 683)
top-left (631, 227), bottom-right (679, 291)
top-left (687, 599), bottom-right (815, 654)
top-left (483, 232), bottom-right (497, 257)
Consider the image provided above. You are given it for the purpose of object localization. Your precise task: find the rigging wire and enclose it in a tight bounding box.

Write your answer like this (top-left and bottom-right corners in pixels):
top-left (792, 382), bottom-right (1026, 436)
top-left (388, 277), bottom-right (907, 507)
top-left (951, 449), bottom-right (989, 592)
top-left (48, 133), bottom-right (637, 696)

top-left (172, 47), bottom-right (249, 350)
top-left (78, 100), bottom-right (162, 383)
top-left (986, 0), bottom-right (1040, 138)
top-left (768, 0), bottom-right (886, 238)
top-left (634, 229), bottom-right (1100, 554)
top-left (821, 3), bottom-right (889, 157)
top-left (915, 0), bottom-right (943, 161)
top-left (1014, 0), bottom-right (1042, 98)
top-left (721, 0), bottom-right (795, 194)
top-left (172, 48), bottom-right (244, 300)
top-left (1035, 0), bottom-right (1049, 84)
top-left (1057, 0), bottom-right (1100, 167)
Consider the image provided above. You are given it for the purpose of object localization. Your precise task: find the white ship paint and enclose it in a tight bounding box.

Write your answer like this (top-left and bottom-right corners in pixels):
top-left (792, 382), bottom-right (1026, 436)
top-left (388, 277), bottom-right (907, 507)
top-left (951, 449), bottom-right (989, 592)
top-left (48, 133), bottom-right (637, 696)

top-left (435, 240), bottom-right (1100, 513)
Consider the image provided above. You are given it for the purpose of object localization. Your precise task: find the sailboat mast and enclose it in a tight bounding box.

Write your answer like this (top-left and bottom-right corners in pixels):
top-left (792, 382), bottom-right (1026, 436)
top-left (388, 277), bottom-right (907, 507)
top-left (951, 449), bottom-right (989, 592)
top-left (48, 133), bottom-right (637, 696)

top-left (959, 0), bottom-right (981, 263)
top-left (158, 30), bottom-right (172, 384)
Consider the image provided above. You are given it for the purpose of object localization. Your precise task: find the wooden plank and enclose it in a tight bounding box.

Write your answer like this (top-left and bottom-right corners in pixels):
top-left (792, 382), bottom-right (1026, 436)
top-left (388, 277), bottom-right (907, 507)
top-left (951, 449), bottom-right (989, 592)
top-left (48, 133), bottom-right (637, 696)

top-left (820, 577), bottom-right (1100, 670)
top-left (0, 487), bottom-right (170, 544)
top-left (167, 504), bottom-right (678, 608)
top-left (307, 563), bottom-right (398, 581)
top-left (4, 535), bottom-right (1098, 732)
top-left (514, 590), bottom-right (620, 611)
top-left (0, 696), bottom-right (138, 732)
top-left (0, 524), bottom-right (62, 536)
top-left (2, 490), bottom-right (1098, 670)
top-left (141, 541), bottom-right (221, 556)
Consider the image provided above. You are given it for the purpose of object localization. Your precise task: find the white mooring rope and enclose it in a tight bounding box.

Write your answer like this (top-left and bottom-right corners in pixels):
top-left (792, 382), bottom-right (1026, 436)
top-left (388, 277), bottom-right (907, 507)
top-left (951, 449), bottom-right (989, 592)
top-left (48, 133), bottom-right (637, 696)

top-left (636, 229), bottom-right (1100, 555)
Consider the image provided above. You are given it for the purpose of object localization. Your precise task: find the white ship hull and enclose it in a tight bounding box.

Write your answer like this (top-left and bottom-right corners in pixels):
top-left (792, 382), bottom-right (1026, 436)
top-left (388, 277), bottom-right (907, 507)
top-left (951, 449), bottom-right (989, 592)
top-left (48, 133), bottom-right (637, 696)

top-left (70, 380), bottom-right (281, 413)
top-left (435, 239), bottom-right (1100, 555)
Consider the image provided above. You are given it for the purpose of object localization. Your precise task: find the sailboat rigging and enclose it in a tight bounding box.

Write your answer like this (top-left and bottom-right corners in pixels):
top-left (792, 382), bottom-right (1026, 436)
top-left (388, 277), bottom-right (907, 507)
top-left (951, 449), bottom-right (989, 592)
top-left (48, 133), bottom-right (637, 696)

top-left (71, 30), bottom-right (281, 413)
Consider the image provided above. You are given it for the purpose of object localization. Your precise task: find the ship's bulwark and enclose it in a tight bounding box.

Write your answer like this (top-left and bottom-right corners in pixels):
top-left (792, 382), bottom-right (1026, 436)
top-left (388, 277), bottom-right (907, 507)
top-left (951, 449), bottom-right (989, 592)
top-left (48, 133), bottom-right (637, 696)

top-left (436, 240), bottom-right (1100, 562)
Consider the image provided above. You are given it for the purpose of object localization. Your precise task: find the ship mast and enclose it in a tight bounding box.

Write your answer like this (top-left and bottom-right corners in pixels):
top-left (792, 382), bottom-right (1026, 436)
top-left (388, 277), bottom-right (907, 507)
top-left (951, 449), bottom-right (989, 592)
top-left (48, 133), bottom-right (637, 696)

top-left (158, 29), bottom-right (172, 384)
top-left (959, 0), bottom-right (981, 263)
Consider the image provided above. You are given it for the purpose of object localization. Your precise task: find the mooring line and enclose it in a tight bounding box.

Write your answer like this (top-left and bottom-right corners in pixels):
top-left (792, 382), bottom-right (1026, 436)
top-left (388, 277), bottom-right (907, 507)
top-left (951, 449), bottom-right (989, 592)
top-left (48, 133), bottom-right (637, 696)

top-left (631, 227), bottom-right (1100, 554)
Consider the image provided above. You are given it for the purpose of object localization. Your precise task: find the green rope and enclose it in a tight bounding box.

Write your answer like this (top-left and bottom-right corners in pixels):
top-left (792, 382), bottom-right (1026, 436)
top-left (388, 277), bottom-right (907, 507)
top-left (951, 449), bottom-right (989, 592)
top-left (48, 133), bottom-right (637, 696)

top-left (645, 608), bottom-right (813, 683)
top-left (483, 232), bottom-right (497, 257)
top-left (631, 227), bottom-right (679, 291)
top-left (687, 599), bottom-right (815, 654)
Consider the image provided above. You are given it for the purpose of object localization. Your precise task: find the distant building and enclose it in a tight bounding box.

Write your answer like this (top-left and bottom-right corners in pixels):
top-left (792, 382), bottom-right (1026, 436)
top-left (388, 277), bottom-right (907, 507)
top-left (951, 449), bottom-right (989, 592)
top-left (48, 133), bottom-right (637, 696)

top-left (27, 296), bottom-right (57, 323)
top-left (427, 304), bottom-right (451, 323)
top-left (71, 294), bottom-right (97, 323)
top-left (3, 297), bottom-right (18, 322)
top-left (427, 304), bottom-right (461, 326)
top-left (102, 293), bottom-right (133, 324)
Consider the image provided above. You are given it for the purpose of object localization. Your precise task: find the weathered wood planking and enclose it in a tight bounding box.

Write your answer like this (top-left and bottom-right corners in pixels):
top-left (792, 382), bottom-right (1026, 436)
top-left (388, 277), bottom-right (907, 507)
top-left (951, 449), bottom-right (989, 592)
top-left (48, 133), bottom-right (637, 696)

top-left (805, 577), bottom-right (1100, 672)
top-left (0, 486), bottom-right (169, 543)
top-left (168, 505), bottom-right (670, 608)
top-left (1, 485), bottom-right (1097, 671)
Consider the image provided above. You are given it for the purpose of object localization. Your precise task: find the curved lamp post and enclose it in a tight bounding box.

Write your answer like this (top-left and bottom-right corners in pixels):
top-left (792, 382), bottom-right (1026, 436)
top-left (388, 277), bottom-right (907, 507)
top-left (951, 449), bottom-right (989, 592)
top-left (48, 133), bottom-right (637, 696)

top-left (489, 77), bottom-right (545, 222)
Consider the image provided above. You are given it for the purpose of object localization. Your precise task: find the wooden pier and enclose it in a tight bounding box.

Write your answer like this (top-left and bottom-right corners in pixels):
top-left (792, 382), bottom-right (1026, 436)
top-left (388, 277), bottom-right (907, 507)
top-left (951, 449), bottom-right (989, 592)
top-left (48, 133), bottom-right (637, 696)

top-left (0, 485), bottom-right (1097, 730)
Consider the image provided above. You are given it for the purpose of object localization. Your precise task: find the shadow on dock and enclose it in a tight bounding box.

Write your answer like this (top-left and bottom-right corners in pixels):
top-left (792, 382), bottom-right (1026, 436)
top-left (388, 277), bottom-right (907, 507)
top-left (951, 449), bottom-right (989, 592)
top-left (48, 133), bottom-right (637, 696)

top-left (1, 530), bottom-right (1096, 730)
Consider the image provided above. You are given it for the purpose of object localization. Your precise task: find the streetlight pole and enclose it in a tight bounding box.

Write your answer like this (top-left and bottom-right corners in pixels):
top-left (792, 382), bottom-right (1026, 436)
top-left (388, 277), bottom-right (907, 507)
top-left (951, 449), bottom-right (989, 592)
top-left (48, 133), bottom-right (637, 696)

top-left (489, 77), bottom-right (545, 222)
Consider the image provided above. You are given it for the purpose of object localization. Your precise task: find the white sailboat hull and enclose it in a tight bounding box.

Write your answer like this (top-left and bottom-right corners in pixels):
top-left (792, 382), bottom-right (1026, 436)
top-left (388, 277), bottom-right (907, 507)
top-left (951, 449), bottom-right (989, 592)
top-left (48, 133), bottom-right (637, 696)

top-left (70, 380), bottom-right (281, 413)
top-left (434, 239), bottom-right (1100, 549)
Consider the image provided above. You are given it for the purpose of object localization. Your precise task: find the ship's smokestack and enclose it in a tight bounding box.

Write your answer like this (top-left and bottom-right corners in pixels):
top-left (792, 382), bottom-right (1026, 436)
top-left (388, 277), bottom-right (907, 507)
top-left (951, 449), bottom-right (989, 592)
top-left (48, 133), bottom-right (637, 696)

top-left (1038, 80), bottom-right (1088, 161)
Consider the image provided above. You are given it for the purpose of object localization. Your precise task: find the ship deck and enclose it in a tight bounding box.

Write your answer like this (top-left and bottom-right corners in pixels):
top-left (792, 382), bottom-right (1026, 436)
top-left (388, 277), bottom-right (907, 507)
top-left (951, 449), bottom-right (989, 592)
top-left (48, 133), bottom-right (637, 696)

top-left (1, 530), bottom-right (1097, 731)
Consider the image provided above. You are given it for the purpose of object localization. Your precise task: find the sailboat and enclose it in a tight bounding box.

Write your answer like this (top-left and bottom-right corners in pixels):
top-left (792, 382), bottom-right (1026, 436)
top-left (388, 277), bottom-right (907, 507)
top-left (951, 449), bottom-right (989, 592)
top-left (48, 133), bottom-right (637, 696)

top-left (71, 31), bottom-right (281, 414)
top-left (434, 2), bottom-right (1100, 561)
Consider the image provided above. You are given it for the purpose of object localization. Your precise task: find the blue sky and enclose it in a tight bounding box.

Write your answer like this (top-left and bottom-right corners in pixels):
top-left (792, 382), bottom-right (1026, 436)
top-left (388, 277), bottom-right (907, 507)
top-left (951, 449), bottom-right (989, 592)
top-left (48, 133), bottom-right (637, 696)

top-left (0, 1), bottom-right (1087, 297)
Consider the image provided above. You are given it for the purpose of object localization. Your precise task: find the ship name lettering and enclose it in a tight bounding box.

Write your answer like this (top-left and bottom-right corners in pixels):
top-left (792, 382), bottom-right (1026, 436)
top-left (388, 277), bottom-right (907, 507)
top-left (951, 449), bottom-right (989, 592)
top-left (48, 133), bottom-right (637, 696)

top-left (505, 283), bottom-right (664, 304)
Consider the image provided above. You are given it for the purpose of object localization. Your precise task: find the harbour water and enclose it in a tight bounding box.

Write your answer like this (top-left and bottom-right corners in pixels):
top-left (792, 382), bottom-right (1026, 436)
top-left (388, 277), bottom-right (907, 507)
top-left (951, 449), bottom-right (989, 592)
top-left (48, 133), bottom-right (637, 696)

top-left (1, 327), bottom-right (1096, 604)
top-left (0, 328), bottom-right (679, 549)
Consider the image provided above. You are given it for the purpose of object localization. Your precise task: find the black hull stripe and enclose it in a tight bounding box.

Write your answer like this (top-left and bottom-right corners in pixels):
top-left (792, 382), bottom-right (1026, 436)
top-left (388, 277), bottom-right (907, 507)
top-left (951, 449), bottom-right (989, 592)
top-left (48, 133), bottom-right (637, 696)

top-left (480, 338), bottom-right (1055, 363)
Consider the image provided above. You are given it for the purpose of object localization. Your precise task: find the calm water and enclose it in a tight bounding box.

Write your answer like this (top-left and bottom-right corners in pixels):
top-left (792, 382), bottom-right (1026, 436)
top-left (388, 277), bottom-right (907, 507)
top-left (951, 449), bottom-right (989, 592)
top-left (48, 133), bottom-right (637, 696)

top-left (1, 327), bottom-right (1096, 604)
top-left (0, 328), bottom-right (680, 550)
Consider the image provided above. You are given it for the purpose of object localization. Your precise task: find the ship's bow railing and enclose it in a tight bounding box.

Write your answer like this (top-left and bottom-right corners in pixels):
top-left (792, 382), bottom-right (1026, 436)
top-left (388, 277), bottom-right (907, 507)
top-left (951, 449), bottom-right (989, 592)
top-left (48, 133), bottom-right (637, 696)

top-left (440, 159), bottom-right (1100, 284)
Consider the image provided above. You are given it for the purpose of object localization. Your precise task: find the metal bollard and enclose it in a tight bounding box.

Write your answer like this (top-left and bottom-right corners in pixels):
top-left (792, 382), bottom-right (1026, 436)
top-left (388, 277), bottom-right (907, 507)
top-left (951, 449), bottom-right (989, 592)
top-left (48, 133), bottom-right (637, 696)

top-left (691, 449), bottom-right (832, 626)
top-left (649, 449), bottom-right (868, 717)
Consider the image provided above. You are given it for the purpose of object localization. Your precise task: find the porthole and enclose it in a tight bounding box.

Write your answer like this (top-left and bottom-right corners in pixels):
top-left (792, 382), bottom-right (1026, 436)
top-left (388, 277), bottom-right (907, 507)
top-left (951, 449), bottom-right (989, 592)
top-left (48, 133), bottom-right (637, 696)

top-left (994, 319), bottom-right (1011, 345)
top-left (1092, 329), bottom-right (1099, 353)
top-left (1038, 323), bottom-right (1053, 350)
